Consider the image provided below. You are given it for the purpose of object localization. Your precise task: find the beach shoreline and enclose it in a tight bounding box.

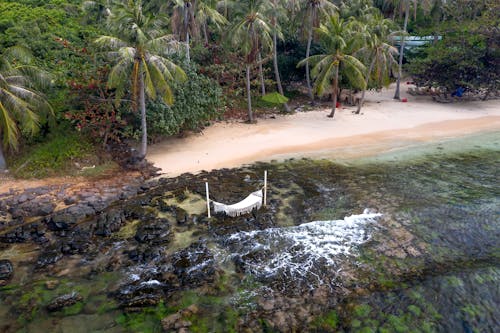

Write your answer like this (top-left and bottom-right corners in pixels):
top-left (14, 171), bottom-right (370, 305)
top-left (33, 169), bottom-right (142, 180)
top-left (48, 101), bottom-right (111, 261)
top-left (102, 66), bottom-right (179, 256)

top-left (148, 84), bottom-right (500, 177)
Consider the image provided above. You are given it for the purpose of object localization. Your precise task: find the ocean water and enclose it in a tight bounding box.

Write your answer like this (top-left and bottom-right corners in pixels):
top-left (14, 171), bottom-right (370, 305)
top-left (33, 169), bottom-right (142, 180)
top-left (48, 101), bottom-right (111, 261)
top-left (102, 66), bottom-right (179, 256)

top-left (1, 131), bottom-right (499, 332)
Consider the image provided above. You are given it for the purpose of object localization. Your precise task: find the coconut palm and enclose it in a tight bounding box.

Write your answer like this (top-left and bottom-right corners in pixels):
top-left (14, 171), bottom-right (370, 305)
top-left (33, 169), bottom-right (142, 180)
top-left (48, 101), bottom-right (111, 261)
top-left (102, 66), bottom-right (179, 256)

top-left (266, 0), bottom-right (290, 112)
top-left (0, 47), bottom-right (52, 170)
top-left (172, 0), bottom-right (227, 63)
top-left (228, 0), bottom-right (272, 122)
top-left (195, 0), bottom-right (228, 45)
top-left (355, 13), bottom-right (398, 114)
top-left (95, 0), bottom-right (186, 157)
top-left (296, 0), bottom-right (337, 103)
top-left (299, 14), bottom-right (366, 118)
top-left (393, 0), bottom-right (410, 100)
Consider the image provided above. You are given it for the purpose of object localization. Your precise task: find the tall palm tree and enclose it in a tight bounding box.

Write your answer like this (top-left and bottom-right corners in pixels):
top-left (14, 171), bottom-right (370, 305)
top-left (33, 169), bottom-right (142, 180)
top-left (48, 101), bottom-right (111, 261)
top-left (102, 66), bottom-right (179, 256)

top-left (393, 0), bottom-right (410, 100)
top-left (267, 0), bottom-right (290, 112)
top-left (95, 0), bottom-right (186, 157)
top-left (297, 0), bottom-right (337, 103)
top-left (356, 13), bottom-right (398, 114)
top-left (172, 0), bottom-right (197, 63)
top-left (0, 47), bottom-right (52, 170)
top-left (229, 0), bottom-right (272, 123)
top-left (299, 14), bottom-right (366, 118)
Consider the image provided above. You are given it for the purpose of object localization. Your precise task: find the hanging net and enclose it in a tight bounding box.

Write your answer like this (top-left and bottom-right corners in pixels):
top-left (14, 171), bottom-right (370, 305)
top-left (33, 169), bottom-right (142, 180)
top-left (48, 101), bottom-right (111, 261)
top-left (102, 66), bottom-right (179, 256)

top-left (212, 190), bottom-right (263, 217)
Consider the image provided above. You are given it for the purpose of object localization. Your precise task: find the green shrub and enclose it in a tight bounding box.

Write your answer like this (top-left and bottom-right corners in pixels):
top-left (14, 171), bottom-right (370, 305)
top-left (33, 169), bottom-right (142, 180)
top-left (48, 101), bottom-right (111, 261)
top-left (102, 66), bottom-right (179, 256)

top-left (144, 67), bottom-right (223, 141)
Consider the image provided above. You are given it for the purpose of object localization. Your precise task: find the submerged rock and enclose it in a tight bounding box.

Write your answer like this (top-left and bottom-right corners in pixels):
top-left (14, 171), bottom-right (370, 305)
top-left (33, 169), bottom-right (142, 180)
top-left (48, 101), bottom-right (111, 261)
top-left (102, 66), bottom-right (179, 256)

top-left (171, 240), bottom-right (216, 287)
top-left (46, 291), bottom-right (83, 312)
top-left (0, 259), bottom-right (13, 285)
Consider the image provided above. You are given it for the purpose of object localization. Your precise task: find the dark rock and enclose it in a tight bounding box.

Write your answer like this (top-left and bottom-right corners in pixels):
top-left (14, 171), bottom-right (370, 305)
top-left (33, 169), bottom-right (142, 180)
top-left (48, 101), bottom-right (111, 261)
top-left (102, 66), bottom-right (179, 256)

top-left (171, 240), bottom-right (216, 287)
top-left (36, 246), bottom-right (63, 268)
top-left (0, 226), bottom-right (30, 243)
top-left (46, 292), bottom-right (83, 312)
top-left (134, 218), bottom-right (171, 245)
top-left (120, 294), bottom-right (161, 309)
top-left (175, 208), bottom-right (188, 225)
top-left (64, 196), bottom-right (78, 205)
top-left (94, 209), bottom-right (126, 237)
top-left (0, 259), bottom-right (13, 285)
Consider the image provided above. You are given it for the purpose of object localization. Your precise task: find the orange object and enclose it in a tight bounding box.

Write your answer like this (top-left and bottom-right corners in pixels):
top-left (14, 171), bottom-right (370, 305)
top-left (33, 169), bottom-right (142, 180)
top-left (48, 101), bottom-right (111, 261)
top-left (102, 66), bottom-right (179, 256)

top-left (401, 98), bottom-right (408, 102)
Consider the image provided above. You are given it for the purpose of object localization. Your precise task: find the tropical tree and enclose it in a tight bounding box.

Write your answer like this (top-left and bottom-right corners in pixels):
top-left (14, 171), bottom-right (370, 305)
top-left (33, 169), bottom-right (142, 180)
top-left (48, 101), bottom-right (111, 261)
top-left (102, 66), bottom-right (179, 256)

top-left (267, 0), bottom-right (290, 112)
top-left (297, 0), bottom-right (337, 103)
top-left (171, 0), bottom-right (227, 63)
top-left (228, 0), bottom-right (272, 122)
top-left (299, 14), bottom-right (366, 118)
top-left (356, 13), bottom-right (398, 114)
top-left (95, 0), bottom-right (186, 157)
top-left (0, 47), bottom-right (52, 170)
top-left (195, 0), bottom-right (228, 45)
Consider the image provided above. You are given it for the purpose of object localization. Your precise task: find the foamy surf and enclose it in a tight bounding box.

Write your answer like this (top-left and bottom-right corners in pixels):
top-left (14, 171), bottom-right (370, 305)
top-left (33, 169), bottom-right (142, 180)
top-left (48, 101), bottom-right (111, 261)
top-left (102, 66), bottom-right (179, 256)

top-left (222, 212), bottom-right (382, 286)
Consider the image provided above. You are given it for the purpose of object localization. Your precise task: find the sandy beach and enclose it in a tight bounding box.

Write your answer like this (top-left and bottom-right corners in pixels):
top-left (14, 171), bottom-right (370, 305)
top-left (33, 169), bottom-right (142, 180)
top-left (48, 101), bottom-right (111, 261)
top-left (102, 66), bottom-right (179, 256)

top-left (148, 84), bottom-right (500, 177)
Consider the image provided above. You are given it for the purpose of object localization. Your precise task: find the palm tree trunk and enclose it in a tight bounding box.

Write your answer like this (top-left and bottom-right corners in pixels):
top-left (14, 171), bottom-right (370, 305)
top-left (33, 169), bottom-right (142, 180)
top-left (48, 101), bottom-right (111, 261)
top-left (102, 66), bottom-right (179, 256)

top-left (328, 65), bottom-right (339, 118)
top-left (246, 64), bottom-right (254, 123)
top-left (356, 57), bottom-right (376, 114)
top-left (394, 3), bottom-right (410, 100)
top-left (258, 52), bottom-right (266, 96)
top-left (139, 72), bottom-right (147, 158)
top-left (184, 4), bottom-right (190, 63)
top-left (273, 29), bottom-right (291, 113)
top-left (305, 25), bottom-right (314, 103)
top-left (203, 22), bottom-right (209, 45)
top-left (0, 142), bottom-right (6, 171)
top-left (186, 31), bottom-right (191, 63)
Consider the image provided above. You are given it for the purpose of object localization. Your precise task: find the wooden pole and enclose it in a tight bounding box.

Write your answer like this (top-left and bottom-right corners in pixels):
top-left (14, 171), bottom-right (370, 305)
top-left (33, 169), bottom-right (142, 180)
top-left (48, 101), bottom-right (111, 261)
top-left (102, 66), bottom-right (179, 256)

top-left (205, 182), bottom-right (211, 218)
top-left (264, 170), bottom-right (267, 207)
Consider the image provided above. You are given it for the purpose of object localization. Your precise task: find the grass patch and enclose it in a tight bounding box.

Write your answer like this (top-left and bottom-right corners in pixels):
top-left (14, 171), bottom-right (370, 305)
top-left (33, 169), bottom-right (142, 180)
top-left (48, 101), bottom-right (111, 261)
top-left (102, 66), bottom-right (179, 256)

top-left (8, 130), bottom-right (95, 178)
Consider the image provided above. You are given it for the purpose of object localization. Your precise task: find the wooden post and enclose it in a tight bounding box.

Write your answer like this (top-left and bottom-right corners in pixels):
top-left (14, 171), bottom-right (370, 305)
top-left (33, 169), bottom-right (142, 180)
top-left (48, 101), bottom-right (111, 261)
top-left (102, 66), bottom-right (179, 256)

top-left (264, 170), bottom-right (267, 207)
top-left (205, 182), bottom-right (211, 218)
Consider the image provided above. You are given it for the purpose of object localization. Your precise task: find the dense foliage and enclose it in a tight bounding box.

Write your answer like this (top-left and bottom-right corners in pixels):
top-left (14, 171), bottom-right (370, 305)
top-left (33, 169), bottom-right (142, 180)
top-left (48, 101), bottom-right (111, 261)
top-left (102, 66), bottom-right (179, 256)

top-left (0, 0), bottom-right (498, 173)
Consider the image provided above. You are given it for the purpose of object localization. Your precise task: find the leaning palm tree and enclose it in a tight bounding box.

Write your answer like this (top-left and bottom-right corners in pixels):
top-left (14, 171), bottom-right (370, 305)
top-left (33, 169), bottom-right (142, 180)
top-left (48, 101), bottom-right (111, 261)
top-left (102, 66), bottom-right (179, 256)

top-left (228, 0), bottom-right (272, 123)
top-left (0, 47), bottom-right (52, 170)
top-left (95, 0), bottom-right (186, 157)
top-left (299, 14), bottom-right (366, 118)
top-left (355, 13), bottom-right (398, 114)
top-left (296, 0), bottom-right (337, 103)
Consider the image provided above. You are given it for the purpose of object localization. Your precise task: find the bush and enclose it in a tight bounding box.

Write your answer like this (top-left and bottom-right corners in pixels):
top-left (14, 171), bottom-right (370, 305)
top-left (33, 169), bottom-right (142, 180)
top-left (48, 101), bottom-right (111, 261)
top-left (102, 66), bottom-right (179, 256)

top-left (144, 68), bottom-right (223, 141)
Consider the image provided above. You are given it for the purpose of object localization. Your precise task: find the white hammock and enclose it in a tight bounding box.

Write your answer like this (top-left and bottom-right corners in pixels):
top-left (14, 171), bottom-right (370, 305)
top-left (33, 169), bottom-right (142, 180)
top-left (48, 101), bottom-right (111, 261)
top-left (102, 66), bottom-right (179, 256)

top-left (212, 190), bottom-right (263, 217)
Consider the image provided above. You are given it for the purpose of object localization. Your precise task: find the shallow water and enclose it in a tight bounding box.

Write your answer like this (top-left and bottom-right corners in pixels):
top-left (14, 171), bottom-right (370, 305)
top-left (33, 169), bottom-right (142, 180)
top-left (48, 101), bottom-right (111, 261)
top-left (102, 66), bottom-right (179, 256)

top-left (1, 132), bottom-right (499, 332)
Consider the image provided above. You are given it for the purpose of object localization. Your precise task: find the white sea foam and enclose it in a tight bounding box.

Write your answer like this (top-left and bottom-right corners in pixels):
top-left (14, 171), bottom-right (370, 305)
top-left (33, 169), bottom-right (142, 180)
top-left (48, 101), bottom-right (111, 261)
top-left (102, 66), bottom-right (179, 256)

top-left (224, 212), bottom-right (382, 283)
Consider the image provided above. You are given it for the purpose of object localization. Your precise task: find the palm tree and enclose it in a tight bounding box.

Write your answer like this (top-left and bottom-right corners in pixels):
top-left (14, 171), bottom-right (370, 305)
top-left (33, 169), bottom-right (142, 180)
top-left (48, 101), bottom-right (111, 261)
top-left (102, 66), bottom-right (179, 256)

top-left (355, 13), bottom-right (398, 114)
top-left (267, 0), bottom-right (290, 112)
top-left (195, 0), bottom-right (228, 45)
top-left (95, 0), bottom-right (186, 157)
top-left (0, 47), bottom-right (52, 170)
top-left (172, 0), bottom-right (227, 63)
top-left (228, 0), bottom-right (272, 123)
top-left (297, 0), bottom-right (337, 103)
top-left (393, 0), bottom-right (410, 100)
top-left (172, 0), bottom-right (196, 63)
top-left (299, 14), bottom-right (366, 118)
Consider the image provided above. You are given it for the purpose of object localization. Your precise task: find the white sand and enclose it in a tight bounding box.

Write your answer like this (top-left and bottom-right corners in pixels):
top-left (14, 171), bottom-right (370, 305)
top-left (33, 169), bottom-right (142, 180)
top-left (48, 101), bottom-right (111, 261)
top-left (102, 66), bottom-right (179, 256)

top-left (148, 83), bottom-right (500, 177)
